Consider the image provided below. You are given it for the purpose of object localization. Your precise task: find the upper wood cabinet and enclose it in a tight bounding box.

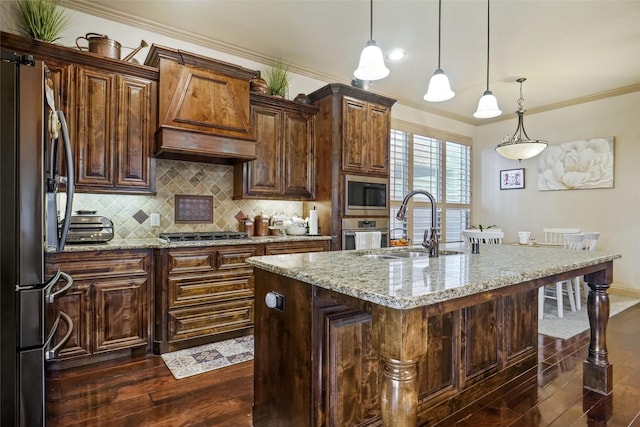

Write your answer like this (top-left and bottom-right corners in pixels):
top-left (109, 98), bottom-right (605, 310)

top-left (145, 45), bottom-right (258, 163)
top-left (342, 97), bottom-right (392, 175)
top-left (308, 84), bottom-right (396, 178)
top-left (233, 93), bottom-right (317, 200)
top-left (73, 65), bottom-right (156, 193)
top-left (1, 32), bottom-right (158, 194)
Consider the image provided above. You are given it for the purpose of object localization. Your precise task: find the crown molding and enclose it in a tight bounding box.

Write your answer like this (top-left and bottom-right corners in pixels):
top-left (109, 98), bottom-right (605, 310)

top-left (63, 1), bottom-right (640, 128)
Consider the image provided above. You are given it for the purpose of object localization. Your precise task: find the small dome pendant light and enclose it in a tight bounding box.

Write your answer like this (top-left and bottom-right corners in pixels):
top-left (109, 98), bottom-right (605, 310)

top-left (496, 78), bottom-right (548, 161)
top-left (424, 0), bottom-right (454, 102)
top-left (354, 0), bottom-right (389, 81)
top-left (474, 0), bottom-right (501, 118)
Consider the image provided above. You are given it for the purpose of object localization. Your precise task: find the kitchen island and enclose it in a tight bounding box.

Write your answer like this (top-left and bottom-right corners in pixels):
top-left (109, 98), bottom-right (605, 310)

top-left (247, 244), bottom-right (621, 426)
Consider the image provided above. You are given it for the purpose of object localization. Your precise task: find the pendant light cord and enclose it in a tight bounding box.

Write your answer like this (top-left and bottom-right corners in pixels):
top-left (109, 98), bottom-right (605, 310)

top-left (437, 0), bottom-right (442, 68)
top-left (369, 0), bottom-right (374, 41)
top-left (485, 0), bottom-right (490, 91)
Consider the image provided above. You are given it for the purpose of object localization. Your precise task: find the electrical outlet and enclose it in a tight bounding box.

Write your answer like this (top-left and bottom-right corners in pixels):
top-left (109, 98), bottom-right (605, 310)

top-left (150, 213), bottom-right (160, 227)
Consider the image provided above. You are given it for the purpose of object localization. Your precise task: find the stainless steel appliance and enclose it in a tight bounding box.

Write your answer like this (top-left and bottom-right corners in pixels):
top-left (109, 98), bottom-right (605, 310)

top-left (344, 174), bottom-right (388, 216)
top-left (67, 215), bottom-right (114, 243)
top-left (1, 51), bottom-right (75, 426)
top-left (342, 218), bottom-right (390, 250)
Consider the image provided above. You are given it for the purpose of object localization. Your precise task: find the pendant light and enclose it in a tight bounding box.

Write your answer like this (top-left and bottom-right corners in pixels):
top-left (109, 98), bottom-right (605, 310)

top-left (473, 0), bottom-right (501, 118)
top-left (354, 0), bottom-right (389, 81)
top-left (424, 0), bottom-right (454, 102)
top-left (496, 78), bottom-right (548, 161)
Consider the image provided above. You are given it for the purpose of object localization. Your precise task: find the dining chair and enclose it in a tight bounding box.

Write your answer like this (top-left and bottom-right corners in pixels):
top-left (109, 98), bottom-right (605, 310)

top-left (542, 228), bottom-right (581, 245)
top-left (538, 233), bottom-right (584, 319)
top-left (462, 230), bottom-right (504, 246)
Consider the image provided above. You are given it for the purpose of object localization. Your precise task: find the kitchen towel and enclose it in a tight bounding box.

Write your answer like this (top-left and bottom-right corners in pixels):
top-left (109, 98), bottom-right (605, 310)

top-left (355, 231), bottom-right (381, 250)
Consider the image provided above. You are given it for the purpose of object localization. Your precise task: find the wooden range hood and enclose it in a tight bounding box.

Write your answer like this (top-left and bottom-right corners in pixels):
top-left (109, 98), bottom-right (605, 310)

top-left (145, 45), bottom-right (258, 164)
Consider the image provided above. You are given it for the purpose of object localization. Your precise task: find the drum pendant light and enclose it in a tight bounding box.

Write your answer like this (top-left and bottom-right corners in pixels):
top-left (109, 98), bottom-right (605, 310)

top-left (424, 0), bottom-right (455, 102)
top-left (496, 78), bottom-right (548, 161)
top-left (474, 0), bottom-right (502, 118)
top-left (354, 0), bottom-right (389, 81)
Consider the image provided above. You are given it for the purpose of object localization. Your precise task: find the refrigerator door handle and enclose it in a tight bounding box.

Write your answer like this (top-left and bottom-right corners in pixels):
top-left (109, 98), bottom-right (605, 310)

top-left (56, 110), bottom-right (74, 252)
top-left (44, 270), bottom-right (73, 303)
top-left (44, 311), bottom-right (73, 361)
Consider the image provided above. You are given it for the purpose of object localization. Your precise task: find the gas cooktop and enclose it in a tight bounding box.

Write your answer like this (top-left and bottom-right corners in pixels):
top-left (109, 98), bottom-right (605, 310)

top-left (158, 231), bottom-right (248, 242)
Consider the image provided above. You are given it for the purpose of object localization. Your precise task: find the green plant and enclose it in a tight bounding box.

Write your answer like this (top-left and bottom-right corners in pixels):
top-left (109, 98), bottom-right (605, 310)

top-left (16, 0), bottom-right (69, 43)
top-left (471, 224), bottom-right (497, 232)
top-left (263, 58), bottom-right (292, 98)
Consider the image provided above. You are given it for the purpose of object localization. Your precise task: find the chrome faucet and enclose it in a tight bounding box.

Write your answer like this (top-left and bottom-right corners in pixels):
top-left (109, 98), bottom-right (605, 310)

top-left (396, 190), bottom-right (439, 257)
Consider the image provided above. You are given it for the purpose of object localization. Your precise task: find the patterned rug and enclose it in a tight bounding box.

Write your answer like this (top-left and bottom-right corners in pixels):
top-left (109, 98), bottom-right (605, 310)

top-left (161, 335), bottom-right (254, 379)
top-left (539, 293), bottom-right (640, 339)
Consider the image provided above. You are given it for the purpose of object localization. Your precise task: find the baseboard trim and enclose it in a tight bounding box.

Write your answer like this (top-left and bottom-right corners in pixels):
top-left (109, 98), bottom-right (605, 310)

top-left (609, 285), bottom-right (640, 299)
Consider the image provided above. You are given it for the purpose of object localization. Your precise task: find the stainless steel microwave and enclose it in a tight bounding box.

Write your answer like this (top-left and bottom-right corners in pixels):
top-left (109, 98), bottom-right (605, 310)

top-left (344, 174), bottom-right (388, 216)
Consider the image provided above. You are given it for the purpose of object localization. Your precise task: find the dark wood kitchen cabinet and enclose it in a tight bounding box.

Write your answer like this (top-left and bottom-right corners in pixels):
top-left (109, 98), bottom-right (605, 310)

top-left (342, 96), bottom-right (391, 175)
top-left (0, 32), bottom-right (158, 194)
top-left (74, 66), bottom-right (156, 193)
top-left (154, 240), bottom-right (330, 354)
top-left (234, 93), bottom-right (318, 200)
top-left (308, 83), bottom-right (395, 178)
top-left (154, 244), bottom-right (263, 353)
top-left (45, 249), bottom-right (151, 368)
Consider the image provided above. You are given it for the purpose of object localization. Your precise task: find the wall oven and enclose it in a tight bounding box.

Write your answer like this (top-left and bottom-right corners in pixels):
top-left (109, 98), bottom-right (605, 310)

top-left (344, 174), bottom-right (388, 217)
top-left (342, 218), bottom-right (390, 250)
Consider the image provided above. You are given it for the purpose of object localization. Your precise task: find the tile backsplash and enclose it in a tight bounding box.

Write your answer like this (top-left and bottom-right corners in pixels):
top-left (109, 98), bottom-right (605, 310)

top-left (70, 159), bottom-right (302, 239)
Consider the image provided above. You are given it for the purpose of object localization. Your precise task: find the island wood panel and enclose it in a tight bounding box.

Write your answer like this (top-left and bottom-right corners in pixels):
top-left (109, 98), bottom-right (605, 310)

top-left (462, 299), bottom-right (502, 384)
top-left (253, 270), bottom-right (539, 427)
top-left (253, 269), bottom-right (313, 427)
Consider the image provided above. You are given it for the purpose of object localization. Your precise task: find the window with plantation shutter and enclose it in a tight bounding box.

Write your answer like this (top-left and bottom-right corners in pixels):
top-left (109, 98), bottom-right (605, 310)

top-left (390, 122), bottom-right (472, 244)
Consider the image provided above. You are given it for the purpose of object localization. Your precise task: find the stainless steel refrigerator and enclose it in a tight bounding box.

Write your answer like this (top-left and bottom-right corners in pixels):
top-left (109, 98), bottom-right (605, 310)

top-left (1, 50), bottom-right (76, 426)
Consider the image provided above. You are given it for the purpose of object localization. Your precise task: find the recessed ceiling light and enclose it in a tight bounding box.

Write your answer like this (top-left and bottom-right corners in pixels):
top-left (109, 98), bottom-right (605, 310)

top-left (387, 48), bottom-right (406, 61)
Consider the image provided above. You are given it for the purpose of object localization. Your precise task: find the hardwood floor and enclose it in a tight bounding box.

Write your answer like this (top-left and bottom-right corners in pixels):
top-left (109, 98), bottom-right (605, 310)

top-left (46, 304), bottom-right (640, 426)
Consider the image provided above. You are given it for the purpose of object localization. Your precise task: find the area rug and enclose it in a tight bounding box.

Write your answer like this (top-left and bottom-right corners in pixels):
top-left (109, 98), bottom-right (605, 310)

top-left (161, 335), bottom-right (253, 379)
top-left (539, 294), bottom-right (640, 339)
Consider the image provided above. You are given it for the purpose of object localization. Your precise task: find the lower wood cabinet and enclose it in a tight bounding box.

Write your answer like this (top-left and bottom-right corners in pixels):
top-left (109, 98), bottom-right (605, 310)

top-left (154, 239), bottom-right (329, 353)
top-left (45, 250), bottom-right (151, 367)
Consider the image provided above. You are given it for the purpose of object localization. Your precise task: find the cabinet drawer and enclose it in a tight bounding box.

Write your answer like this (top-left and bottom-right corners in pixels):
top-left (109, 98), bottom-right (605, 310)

top-left (169, 274), bottom-right (254, 308)
top-left (167, 249), bottom-right (216, 274)
top-left (47, 250), bottom-right (149, 278)
top-left (168, 299), bottom-right (254, 343)
top-left (265, 240), bottom-right (329, 255)
top-left (217, 246), bottom-right (260, 270)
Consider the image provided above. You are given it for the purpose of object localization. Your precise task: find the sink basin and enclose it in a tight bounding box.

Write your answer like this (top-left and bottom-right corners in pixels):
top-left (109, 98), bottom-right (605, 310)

top-left (355, 249), bottom-right (462, 260)
top-left (359, 254), bottom-right (401, 260)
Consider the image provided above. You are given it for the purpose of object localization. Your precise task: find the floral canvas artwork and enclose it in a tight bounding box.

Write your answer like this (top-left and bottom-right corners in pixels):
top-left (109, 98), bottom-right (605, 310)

top-left (538, 137), bottom-right (614, 191)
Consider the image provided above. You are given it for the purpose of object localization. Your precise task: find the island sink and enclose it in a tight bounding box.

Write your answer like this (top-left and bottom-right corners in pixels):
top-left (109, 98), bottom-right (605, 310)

top-left (356, 248), bottom-right (462, 260)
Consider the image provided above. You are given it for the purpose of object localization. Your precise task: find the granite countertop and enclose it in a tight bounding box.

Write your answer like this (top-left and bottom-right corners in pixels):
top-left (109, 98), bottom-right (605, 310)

top-left (246, 245), bottom-right (622, 310)
top-left (58, 234), bottom-right (332, 252)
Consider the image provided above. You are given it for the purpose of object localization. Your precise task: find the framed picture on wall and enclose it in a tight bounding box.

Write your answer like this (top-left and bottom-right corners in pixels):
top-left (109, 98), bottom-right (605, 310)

top-left (500, 168), bottom-right (525, 190)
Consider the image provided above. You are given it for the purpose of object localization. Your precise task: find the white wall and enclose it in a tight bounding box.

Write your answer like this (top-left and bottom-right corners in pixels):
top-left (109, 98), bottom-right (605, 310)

top-left (474, 92), bottom-right (640, 293)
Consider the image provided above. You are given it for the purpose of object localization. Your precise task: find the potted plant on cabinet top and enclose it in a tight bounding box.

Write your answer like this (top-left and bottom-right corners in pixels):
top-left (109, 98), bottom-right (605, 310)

top-left (263, 58), bottom-right (292, 98)
top-left (15, 0), bottom-right (69, 43)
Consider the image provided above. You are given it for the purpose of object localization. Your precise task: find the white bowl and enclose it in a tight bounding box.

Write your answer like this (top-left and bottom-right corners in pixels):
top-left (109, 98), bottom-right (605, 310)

top-left (285, 226), bottom-right (307, 236)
